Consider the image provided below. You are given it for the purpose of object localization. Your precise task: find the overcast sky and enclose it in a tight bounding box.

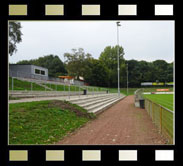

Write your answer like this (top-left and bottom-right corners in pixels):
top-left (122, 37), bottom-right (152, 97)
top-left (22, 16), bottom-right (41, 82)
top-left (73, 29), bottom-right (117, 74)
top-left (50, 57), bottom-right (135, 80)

top-left (9, 21), bottom-right (174, 63)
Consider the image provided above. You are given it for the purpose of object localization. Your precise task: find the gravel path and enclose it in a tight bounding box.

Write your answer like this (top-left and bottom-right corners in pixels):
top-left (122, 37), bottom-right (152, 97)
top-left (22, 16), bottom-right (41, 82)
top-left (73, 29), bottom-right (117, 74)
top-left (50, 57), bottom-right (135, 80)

top-left (57, 95), bottom-right (167, 145)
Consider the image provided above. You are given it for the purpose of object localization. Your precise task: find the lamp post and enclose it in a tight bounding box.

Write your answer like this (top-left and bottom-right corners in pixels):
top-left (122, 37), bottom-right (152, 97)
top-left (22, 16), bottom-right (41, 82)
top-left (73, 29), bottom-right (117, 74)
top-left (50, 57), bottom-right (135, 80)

top-left (116, 21), bottom-right (121, 97)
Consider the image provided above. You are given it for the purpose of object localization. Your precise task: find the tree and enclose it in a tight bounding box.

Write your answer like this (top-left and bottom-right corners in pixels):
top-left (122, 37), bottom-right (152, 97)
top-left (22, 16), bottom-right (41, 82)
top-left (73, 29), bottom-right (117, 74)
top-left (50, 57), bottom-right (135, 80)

top-left (99, 45), bottom-right (126, 87)
top-left (126, 59), bottom-right (173, 87)
top-left (64, 48), bottom-right (93, 79)
top-left (99, 45), bottom-right (125, 69)
top-left (166, 62), bottom-right (173, 82)
top-left (152, 60), bottom-right (169, 82)
top-left (84, 59), bottom-right (109, 87)
top-left (9, 22), bottom-right (23, 56)
top-left (127, 60), bottom-right (141, 87)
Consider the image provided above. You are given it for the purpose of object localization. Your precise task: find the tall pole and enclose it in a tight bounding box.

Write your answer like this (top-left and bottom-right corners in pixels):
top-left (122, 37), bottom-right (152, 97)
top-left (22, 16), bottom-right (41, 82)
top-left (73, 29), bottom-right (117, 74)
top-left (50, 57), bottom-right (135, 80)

top-left (116, 21), bottom-right (121, 97)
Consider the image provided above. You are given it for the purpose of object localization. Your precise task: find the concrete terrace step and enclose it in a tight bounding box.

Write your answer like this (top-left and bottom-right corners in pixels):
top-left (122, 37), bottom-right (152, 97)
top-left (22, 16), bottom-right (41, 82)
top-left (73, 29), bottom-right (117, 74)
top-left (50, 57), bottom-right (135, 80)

top-left (88, 96), bottom-right (125, 114)
top-left (70, 94), bottom-right (115, 105)
top-left (67, 94), bottom-right (114, 103)
top-left (64, 93), bottom-right (125, 114)
top-left (78, 95), bottom-right (119, 107)
top-left (9, 91), bottom-right (81, 98)
top-left (85, 97), bottom-right (120, 111)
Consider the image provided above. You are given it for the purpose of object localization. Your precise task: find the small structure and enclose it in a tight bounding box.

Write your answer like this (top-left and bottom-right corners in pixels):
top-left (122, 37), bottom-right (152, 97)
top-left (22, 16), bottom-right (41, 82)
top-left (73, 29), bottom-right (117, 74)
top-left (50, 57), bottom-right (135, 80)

top-left (58, 76), bottom-right (75, 84)
top-left (134, 89), bottom-right (144, 108)
top-left (75, 76), bottom-right (85, 86)
top-left (9, 64), bottom-right (48, 80)
top-left (58, 76), bottom-right (85, 86)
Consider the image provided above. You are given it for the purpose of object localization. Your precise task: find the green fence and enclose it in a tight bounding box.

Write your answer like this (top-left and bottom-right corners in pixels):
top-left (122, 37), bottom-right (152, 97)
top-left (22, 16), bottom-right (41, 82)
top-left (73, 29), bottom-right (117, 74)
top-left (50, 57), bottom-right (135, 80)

top-left (145, 99), bottom-right (174, 144)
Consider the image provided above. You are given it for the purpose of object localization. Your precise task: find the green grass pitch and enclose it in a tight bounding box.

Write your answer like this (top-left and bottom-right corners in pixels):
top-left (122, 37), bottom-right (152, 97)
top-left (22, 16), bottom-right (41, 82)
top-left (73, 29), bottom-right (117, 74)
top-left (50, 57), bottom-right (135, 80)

top-left (143, 94), bottom-right (174, 111)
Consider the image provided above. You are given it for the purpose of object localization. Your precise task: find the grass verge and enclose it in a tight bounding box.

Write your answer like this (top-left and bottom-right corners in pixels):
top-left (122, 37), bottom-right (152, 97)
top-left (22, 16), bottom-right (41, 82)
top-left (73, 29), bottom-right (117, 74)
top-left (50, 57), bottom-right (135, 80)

top-left (9, 77), bottom-right (46, 91)
top-left (9, 100), bottom-right (96, 145)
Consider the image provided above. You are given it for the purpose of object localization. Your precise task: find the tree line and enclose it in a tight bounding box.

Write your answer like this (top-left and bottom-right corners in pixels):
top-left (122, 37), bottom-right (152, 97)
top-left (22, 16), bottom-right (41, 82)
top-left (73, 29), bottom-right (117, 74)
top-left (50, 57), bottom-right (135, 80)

top-left (15, 47), bottom-right (173, 88)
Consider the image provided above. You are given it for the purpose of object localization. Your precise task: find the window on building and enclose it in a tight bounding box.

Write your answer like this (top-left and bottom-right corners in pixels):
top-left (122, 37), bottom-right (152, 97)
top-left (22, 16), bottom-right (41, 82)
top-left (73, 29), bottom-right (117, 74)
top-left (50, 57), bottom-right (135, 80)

top-left (35, 69), bottom-right (40, 74)
top-left (41, 70), bottom-right (45, 75)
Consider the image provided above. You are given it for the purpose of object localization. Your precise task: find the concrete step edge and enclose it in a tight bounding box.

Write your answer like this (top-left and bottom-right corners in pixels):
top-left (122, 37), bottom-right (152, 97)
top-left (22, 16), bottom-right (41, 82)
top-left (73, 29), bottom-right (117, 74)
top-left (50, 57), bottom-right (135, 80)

top-left (68, 94), bottom-right (116, 102)
top-left (79, 96), bottom-right (120, 108)
top-left (85, 97), bottom-right (121, 111)
top-left (89, 96), bottom-right (125, 114)
top-left (72, 95), bottom-right (117, 105)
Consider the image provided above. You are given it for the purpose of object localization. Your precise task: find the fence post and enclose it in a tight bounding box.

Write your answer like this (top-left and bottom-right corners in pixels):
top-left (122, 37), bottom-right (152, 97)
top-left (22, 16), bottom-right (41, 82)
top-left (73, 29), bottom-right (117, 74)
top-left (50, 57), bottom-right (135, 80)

top-left (87, 86), bottom-right (88, 97)
top-left (68, 85), bottom-right (70, 99)
top-left (160, 106), bottom-right (162, 134)
top-left (152, 102), bottom-right (154, 121)
top-left (79, 85), bottom-right (80, 98)
top-left (31, 82), bottom-right (32, 91)
top-left (149, 100), bottom-right (150, 116)
top-left (12, 77), bottom-right (14, 91)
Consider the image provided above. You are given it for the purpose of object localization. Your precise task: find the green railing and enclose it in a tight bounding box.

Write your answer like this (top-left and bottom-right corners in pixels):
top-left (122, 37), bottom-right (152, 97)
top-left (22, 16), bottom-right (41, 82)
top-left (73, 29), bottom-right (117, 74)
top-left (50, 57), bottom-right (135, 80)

top-left (145, 99), bottom-right (174, 144)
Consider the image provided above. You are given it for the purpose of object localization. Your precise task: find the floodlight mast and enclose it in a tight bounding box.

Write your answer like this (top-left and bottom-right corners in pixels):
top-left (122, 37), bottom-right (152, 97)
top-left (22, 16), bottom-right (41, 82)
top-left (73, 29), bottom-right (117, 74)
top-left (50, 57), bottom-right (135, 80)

top-left (116, 21), bottom-right (121, 97)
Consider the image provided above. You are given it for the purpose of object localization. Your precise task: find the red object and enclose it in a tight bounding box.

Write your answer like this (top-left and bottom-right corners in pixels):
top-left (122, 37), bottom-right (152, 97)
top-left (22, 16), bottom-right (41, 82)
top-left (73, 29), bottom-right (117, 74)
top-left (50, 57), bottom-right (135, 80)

top-left (58, 76), bottom-right (74, 79)
top-left (156, 89), bottom-right (169, 92)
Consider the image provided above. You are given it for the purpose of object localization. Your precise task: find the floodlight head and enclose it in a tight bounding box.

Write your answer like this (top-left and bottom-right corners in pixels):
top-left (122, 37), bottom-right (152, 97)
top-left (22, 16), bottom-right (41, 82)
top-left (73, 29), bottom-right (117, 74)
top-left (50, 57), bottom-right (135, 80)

top-left (116, 21), bottom-right (121, 26)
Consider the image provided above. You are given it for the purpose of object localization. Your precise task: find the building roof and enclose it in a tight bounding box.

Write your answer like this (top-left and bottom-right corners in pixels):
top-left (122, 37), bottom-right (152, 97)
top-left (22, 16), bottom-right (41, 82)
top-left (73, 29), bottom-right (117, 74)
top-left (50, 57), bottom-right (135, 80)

top-left (9, 64), bottom-right (48, 70)
top-left (58, 76), bottom-right (74, 79)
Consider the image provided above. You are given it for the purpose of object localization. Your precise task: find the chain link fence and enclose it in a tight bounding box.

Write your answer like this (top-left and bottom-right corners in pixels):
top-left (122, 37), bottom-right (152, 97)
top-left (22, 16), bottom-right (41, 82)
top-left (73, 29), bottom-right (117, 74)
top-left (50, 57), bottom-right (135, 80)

top-left (145, 99), bottom-right (174, 144)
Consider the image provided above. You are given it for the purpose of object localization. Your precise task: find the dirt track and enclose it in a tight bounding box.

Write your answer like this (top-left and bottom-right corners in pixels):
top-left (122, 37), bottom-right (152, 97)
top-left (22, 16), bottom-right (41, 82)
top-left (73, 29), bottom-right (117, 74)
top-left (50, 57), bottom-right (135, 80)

top-left (57, 95), bottom-right (167, 145)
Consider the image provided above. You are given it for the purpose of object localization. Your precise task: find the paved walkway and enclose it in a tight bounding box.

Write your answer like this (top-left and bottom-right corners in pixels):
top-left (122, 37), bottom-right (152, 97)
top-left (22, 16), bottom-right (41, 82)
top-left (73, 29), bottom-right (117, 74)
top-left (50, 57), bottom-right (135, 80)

top-left (57, 95), bottom-right (167, 145)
